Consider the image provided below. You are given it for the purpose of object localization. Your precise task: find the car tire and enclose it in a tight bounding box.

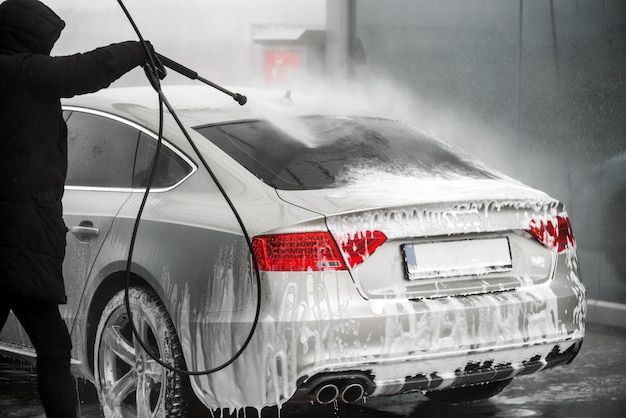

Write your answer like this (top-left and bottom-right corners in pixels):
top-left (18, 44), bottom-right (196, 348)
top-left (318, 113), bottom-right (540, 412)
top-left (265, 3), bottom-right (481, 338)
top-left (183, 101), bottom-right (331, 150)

top-left (94, 287), bottom-right (191, 418)
top-left (424, 379), bottom-right (512, 404)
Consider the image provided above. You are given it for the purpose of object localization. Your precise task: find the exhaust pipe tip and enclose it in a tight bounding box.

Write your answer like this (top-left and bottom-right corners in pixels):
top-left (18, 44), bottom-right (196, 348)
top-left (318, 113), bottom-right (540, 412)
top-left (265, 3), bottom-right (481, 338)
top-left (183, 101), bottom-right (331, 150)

top-left (340, 383), bottom-right (365, 403)
top-left (315, 384), bottom-right (340, 405)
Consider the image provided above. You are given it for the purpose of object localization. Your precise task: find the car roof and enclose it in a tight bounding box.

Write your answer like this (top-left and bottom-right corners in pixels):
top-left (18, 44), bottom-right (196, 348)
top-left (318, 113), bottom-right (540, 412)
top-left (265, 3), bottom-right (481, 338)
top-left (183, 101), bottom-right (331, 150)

top-left (62, 84), bottom-right (392, 133)
top-left (62, 85), bottom-right (290, 128)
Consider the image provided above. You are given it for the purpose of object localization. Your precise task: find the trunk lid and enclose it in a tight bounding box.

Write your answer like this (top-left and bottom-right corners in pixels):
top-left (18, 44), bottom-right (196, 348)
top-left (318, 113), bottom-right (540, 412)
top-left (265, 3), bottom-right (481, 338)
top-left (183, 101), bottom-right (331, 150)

top-left (277, 175), bottom-right (561, 299)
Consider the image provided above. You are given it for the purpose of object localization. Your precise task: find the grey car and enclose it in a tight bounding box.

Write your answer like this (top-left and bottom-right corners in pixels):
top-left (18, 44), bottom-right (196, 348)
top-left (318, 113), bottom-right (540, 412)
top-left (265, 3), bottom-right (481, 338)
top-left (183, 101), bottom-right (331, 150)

top-left (0, 85), bottom-right (586, 417)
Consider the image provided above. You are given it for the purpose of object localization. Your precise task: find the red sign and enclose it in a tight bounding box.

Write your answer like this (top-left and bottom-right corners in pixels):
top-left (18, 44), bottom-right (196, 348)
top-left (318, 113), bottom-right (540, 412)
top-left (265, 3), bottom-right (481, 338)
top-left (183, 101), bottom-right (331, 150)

top-left (265, 51), bottom-right (301, 85)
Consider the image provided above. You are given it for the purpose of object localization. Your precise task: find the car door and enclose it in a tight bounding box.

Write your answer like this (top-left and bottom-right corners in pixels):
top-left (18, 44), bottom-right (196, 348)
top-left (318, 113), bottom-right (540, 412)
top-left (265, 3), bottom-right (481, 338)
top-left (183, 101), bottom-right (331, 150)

top-left (61, 109), bottom-right (142, 332)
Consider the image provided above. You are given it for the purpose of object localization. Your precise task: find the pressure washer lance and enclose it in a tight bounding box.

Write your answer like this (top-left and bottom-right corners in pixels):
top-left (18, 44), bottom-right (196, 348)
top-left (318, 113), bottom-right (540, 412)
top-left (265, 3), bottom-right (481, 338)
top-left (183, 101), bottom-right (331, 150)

top-left (156, 53), bottom-right (247, 105)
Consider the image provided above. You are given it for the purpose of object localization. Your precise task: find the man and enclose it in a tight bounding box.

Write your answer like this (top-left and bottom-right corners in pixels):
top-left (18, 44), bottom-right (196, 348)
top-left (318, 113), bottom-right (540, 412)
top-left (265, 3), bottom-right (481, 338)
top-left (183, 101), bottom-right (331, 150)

top-left (0, 0), bottom-right (161, 416)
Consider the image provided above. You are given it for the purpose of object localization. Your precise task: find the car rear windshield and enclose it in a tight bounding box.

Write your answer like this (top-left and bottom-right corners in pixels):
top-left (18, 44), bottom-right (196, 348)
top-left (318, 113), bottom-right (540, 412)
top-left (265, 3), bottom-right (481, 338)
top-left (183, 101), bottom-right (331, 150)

top-left (193, 116), bottom-right (500, 190)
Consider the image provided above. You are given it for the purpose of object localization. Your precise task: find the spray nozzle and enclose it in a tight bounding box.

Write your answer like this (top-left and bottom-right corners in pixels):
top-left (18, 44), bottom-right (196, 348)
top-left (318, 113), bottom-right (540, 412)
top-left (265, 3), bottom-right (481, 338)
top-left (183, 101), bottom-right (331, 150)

top-left (234, 93), bottom-right (247, 106)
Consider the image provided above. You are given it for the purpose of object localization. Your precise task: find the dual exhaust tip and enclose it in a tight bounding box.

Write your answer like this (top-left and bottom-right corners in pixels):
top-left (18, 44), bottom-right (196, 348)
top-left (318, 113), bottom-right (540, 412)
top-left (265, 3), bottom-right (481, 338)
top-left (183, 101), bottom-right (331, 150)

top-left (315, 382), bottom-right (366, 404)
top-left (291, 372), bottom-right (374, 405)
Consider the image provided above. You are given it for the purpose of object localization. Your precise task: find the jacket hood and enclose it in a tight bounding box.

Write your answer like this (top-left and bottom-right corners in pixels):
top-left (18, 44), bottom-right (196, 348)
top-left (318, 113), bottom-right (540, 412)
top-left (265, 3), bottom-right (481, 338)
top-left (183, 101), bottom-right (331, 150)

top-left (0, 0), bottom-right (65, 55)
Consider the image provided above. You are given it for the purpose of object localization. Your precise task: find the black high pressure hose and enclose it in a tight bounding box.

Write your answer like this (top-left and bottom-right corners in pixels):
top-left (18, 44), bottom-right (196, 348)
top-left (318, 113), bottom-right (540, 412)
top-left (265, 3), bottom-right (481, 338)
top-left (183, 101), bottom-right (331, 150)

top-left (116, 0), bottom-right (261, 376)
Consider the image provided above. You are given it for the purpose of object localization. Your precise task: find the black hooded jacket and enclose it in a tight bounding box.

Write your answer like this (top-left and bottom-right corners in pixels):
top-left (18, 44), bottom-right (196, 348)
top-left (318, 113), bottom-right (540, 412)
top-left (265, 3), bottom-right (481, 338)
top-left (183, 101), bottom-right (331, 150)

top-left (0, 0), bottom-right (147, 303)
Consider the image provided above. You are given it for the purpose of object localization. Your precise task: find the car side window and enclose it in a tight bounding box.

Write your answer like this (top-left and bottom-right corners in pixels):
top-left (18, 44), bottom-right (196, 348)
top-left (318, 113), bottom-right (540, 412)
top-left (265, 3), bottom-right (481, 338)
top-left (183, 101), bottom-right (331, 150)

top-left (66, 112), bottom-right (140, 188)
top-left (133, 132), bottom-right (193, 188)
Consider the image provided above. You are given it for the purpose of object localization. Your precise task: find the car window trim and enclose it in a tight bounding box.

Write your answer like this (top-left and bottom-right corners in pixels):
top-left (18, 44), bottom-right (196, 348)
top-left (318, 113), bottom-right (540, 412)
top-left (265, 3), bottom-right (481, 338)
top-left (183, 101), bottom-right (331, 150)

top-left (62, 106), bottom-right (197, 193)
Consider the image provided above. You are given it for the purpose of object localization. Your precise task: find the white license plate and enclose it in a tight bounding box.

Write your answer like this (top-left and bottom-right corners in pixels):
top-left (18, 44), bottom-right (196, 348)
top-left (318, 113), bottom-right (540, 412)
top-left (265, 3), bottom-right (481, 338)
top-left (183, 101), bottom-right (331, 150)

top-left (402, 237), bottom-right (512, 280)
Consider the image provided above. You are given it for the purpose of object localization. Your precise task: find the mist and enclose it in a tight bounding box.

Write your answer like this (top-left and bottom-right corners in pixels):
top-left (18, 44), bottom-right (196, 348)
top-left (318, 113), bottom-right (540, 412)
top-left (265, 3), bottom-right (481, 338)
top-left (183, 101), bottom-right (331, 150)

top-left (44, 0), bottom-right (516, 174)
top-left (46, 0), bottom-right (326, 86)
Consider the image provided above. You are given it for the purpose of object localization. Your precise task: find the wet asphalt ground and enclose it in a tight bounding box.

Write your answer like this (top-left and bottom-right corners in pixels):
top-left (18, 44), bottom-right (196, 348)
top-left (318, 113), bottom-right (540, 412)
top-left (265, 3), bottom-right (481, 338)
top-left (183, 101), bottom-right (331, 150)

top-left (1, 323), bottom-right (625, 418)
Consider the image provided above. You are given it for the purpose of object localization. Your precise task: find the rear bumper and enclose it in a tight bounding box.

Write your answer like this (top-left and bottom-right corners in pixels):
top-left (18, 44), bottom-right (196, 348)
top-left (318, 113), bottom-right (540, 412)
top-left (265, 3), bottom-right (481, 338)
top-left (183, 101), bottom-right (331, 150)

top-left (291, 336), bottom-right (583, 402)
top-left (280, 257), bottom-right (584, 405)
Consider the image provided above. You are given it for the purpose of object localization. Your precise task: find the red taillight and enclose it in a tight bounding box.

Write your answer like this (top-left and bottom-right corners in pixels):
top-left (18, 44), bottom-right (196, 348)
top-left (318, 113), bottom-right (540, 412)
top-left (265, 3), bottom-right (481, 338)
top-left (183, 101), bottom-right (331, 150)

top-left (251, 231), bottom-right (387, 272)
top-left (338, 230), bottom-right (388, 268)
top-left (528, 215), bottom-right (576, 253)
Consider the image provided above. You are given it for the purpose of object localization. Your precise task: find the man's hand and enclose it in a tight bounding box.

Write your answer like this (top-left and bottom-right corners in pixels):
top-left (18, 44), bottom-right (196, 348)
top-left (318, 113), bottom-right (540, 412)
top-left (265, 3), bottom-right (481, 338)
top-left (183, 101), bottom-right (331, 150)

top-left (143, 41), bottom-right (167, 90)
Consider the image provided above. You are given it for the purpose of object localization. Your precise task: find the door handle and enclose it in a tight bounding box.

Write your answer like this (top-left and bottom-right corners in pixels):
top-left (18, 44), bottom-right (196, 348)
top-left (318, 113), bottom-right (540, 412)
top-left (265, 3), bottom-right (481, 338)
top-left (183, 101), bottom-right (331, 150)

top-left (69, 221), bottom-right (99, 240)
top-left (69, 226), bottom-right (99, 236)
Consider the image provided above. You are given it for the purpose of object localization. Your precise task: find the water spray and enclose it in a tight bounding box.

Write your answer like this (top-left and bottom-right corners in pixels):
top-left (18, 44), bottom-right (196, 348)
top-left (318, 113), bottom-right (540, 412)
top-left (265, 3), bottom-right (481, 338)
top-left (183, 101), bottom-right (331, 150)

top-left (116, 0), bottom-right (261, 377)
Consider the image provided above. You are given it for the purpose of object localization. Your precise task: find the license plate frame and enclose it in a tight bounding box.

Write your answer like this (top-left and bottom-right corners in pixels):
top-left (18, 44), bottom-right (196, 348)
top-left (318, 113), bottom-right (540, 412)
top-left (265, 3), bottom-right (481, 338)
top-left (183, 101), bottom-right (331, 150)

top-left (402, 237), bottom-right (512, 280)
